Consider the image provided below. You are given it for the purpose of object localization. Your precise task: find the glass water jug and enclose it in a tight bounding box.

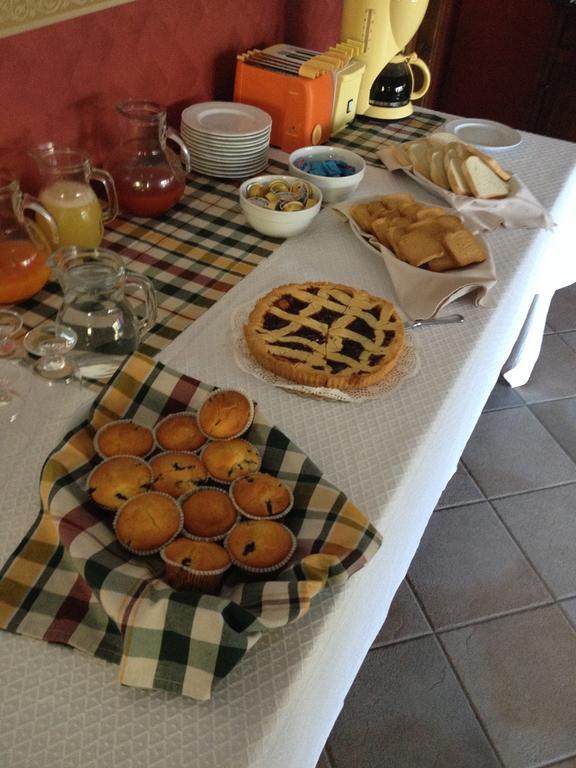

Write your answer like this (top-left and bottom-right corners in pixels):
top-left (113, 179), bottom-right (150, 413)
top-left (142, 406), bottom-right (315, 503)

top-left (49, 246), bottom-right (157, 372)
top-left (32, 145), bottom-right (118, 249)
top-left (107, 99), bottom-right (191, 217)
top-left (0, 170), bottom-right (58, 304)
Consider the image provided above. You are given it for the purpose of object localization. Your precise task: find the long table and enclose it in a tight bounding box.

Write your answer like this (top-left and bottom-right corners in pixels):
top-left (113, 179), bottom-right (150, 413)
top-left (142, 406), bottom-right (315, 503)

top-left (1, 119), bottom-right (575, 768)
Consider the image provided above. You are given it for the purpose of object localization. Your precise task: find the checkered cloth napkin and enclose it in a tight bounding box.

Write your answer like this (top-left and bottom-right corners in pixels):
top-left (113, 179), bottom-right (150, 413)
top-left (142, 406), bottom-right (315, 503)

top-left (12, 111), bottom-right (444, 361)
top-left (0, 353), bottom-right (382, 700)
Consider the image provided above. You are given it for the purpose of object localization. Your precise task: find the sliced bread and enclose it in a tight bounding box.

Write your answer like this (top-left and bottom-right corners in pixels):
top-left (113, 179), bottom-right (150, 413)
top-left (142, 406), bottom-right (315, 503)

top-left (461, 156), bottom-right (509, 199)
top-left (429, 150), bottom-right (450, 190)
top-left (444, 150), bottom-right (471, 196)
top-left (407, 141), bottom-right (432, 179)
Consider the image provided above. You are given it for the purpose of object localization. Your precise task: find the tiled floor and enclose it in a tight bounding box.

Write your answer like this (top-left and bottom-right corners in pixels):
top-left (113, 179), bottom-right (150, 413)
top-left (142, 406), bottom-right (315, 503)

top-left (316, 283), bottom-right (576, 768)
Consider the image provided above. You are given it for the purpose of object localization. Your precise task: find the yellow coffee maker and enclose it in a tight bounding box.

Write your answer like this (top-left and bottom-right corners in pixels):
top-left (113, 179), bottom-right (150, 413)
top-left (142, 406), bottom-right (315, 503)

top-left (340, 0), bottom-right (431, 119)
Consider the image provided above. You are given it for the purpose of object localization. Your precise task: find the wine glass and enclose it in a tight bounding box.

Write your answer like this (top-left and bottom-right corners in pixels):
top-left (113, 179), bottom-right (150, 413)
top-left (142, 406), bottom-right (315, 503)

top-left (23, 323), bottom-right (78, 382)
top-left (0, 309), bottom-right (32, 459)
top-left (0, 309), bottom-right (23, 358)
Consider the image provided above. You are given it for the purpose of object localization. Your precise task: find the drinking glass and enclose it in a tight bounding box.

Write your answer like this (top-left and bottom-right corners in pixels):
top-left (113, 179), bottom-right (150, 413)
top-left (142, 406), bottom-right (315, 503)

top-left (0, 309), bottom-right (23, 357)
top-left (24, 323), bottom-right (78, 383)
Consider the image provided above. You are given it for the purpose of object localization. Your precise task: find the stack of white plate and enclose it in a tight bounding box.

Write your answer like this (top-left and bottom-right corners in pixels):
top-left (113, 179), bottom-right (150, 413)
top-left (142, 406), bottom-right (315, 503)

top-left (180, 101), bottom-right (272, 179)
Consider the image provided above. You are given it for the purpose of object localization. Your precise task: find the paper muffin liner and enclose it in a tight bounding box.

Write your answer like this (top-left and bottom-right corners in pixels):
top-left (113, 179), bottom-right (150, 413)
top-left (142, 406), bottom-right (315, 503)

top-left (86, 455), bottom-right (153, 513)
top-left (94, 419), bottom-right (155, 460)
top-left (153, 411), bottom-right (208, 453)
top-left (197, 388), bottom-right (255, 441)
top-left (229, 474), bottom-right (294, 521)
top-left (160, 542), bottom-right (231, 593)
top-left (200, 440), bottom-right (262, 485)
top-left (179, 486), bottom-right (240, 542)
top-left (113, 492), bottom-right (183, 556)
top-left (149, 450), bottom-right (209, 497)
top-left (224, 522), bottom-right (297, 575)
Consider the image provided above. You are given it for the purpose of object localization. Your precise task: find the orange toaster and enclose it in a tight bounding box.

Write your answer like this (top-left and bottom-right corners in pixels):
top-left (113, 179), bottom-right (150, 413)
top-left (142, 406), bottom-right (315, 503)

top-left (233, 52), bottom-right (334, 153)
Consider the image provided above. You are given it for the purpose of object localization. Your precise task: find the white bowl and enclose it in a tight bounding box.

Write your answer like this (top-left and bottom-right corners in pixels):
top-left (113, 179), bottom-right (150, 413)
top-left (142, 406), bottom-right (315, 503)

top-left (288, 146), bottom-right (366, 203)
top-left (239, 174), bottom-right (322, 238)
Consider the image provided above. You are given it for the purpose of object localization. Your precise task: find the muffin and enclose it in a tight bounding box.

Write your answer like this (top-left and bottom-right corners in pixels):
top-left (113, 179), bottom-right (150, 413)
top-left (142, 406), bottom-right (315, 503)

top-left (154, 412), bottom-right (207, 452)
top-left (149, 451), bottom-right (208, 498)
top-left (114, 492), bottom-right (183, 555)
top-left (95, 420), bottom-right (154, 459)
top-left (197, 389), bottom-right (254, 441)
top-left (230, 473), bottom-right (293, 520)
top-left (201, 439), bottom-right (261, 484)
top-left (87, 455), bottom-right (152, 512)
top-left (161, 537), bottom-right (231, 593)
top-left (180, 487), bottom-right (238, 541)
top-left (224, 520), bottom-right (296, 574)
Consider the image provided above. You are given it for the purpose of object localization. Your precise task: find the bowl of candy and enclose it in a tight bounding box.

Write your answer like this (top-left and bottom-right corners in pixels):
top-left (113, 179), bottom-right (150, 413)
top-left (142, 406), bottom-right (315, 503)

top-left (239, 174), bottom-right (322, 238)
top-left (288, 146), bottom-right (366, 203)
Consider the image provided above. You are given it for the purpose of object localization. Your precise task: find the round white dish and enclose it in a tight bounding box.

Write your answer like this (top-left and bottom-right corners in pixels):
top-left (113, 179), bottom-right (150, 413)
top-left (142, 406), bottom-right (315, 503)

top-left (181, 102), bottom-right (272, 137)
top-left (443, 118), bottom-right (522, 152)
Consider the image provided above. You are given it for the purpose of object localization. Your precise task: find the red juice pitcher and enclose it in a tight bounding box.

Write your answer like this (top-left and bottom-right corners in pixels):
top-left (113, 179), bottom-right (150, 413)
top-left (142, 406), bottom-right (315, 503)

top-left (107, 100), bottom-right (191, 217)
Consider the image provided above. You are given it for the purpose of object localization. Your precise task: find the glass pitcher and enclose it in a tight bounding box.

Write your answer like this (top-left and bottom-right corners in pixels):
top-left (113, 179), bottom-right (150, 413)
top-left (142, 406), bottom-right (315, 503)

top-left (0, 169), bottom-right (58, 304)
top-left (32, 145), bottom-right (118, 249)
top-left (107, 99), bottom-right (191, 217)
top-left (49, 246), bottom-right (157, 374)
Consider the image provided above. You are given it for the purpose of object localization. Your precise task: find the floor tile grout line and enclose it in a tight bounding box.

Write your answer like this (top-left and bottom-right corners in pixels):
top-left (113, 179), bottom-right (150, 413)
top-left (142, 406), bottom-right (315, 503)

top-left (404, 578), bottom-right (507, 765)
top-left (487, 498), bottom-right (565, 605)
top-left (433, 632), bottom-right (506, 766)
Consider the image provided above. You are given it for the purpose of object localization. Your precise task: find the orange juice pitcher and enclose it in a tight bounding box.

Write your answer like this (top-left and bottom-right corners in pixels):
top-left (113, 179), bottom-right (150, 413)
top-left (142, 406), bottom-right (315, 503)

top-left (0, 170), bottom-right (58, 304)
top-left (32, 145), bottom-right (118, 248)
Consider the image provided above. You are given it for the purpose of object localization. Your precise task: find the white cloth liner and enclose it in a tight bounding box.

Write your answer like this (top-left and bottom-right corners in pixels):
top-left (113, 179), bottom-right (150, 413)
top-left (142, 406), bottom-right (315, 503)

top-left (334, 197), bottom-right (497, 320)
top-left (378, 143), bottom-right (555, 232)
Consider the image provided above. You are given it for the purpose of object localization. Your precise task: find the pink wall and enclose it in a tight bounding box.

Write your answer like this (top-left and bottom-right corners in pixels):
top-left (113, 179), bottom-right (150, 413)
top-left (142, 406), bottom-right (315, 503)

top-left (0, 0), bottom-right (341, 185)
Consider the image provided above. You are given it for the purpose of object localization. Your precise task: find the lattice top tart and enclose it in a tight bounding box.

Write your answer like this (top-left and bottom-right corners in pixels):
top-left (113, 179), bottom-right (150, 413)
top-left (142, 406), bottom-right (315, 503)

top-left (244, 282), bottom-right (405, 390)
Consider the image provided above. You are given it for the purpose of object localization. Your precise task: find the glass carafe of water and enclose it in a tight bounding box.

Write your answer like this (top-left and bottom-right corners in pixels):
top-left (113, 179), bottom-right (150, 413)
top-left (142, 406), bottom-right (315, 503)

top-left (32, 145), bottom-right (118, 248)
top-left (49, 246), bottom-right (157, 375)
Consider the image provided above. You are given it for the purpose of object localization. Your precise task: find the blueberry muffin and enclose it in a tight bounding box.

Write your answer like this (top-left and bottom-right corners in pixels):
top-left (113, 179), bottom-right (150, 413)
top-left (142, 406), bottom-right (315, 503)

top-left (154, 412), bottom-right (207, 453)
top-left (114, 492), bottom-right (183, 554)
top-left (149, 451), bottom-right (208, 498)
top-left (224, 520), bottom-right (296, 574)
top-left (230, 473), bottom-right (293, 520)
top-left (197, 389), bottom-right (254, 440)
top-left (201, 439), bottom-right (261, 484)
top-left (87, 456), bottom-right (152, 512)
top-left (161, 538), bottom-right (231, 593)
top-left (180, 487), bottom-right (238, 541)
top-left (95, 420), bottom-right (154, 459)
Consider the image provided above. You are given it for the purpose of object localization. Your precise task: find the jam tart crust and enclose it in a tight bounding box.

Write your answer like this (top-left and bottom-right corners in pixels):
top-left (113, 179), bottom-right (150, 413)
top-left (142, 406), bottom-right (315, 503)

top-left (244, 281), bottom-right (405, 389)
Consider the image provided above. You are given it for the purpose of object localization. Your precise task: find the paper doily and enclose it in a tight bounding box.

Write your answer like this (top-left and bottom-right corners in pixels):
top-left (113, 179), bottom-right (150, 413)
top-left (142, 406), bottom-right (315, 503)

top-left (232, 301), bottom-right (420, 403)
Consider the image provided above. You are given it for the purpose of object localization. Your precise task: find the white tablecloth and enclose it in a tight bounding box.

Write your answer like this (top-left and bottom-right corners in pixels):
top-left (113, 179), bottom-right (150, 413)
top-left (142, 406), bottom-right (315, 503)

top-left (1, 127), bottom-right (575, 768)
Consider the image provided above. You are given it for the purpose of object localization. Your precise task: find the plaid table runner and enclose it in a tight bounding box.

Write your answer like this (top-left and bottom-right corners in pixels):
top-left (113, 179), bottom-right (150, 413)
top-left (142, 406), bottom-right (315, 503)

top-left (13, 110), bottom-right (444, 360)
top-left (0, 353), bottom-right (382, 700)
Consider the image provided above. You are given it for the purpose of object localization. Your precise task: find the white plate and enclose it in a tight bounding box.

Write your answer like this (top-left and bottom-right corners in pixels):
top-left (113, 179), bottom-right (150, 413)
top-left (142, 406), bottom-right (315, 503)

top-left (443, 118), bottom-right (522, 152)
top-left (181, 101), bottom-right (272, 137)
